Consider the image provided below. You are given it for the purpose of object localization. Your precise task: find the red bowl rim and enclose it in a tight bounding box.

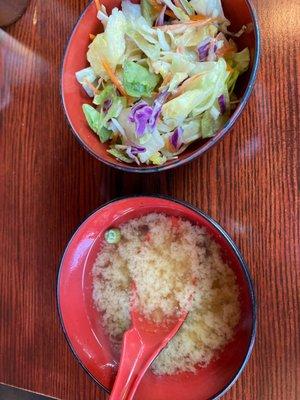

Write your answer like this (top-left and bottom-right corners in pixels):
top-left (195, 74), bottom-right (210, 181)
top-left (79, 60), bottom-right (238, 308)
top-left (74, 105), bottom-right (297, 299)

top-left (60, 0), bottom-right (261, 173)
top-left (56, 195), bottom-right (257, 399)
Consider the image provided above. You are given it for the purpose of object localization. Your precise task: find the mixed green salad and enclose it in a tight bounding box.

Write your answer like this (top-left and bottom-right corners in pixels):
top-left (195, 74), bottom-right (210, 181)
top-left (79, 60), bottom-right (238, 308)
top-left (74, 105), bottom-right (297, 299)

top-left (76, 0), bottom-right (250, 166)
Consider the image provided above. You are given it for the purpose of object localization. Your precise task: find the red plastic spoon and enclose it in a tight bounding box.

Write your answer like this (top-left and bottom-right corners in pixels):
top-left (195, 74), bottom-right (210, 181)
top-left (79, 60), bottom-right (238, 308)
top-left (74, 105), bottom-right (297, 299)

top-left (109, 300), bottom-right (188, 400)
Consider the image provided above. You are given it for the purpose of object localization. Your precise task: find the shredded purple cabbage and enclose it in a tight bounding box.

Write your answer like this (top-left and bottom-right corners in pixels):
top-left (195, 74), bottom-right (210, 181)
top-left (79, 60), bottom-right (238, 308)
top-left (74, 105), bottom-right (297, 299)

top-left (125, 145), bottom-right (146, 164)
top-left (218, 95), bottom-right (226, 115)
top-left (131, 145), bottom-right (146, 155)
top-left (148, 90), bottom-right (169, 130)
top-left (155, 5), bottom-right (166, 26)
top-left (128, 91), bottom-right (169, 136)
top-left (128, 101), bottom-right (153, 137)
top-left (170, 127), bottom-right (183, 150)
top-left (197, 37), bottom-right (211, 61)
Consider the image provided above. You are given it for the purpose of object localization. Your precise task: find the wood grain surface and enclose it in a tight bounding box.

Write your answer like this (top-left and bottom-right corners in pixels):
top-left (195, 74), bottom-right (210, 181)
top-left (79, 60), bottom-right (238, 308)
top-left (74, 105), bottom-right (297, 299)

top-left (0, 0), bottom-right (299, 399)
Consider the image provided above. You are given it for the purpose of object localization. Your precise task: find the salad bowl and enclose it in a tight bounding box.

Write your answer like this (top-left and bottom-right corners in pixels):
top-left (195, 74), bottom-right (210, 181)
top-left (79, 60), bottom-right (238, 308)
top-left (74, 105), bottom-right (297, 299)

top-left (61, 0), bottom-right (260, 172)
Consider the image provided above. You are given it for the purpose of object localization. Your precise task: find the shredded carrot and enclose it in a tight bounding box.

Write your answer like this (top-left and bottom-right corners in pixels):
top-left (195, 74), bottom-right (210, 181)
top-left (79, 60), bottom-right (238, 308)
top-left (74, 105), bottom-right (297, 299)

top-left (94, 0), bottom-right (101, 11)
top-left (89, 33), bottom-right (96, 40)
top-left (189, 14), bottom-right (207, 21)
top-left (147, 0), bottom-right (175, 17)
top-left (148, 0), bottom-right (163, 10)
top-left (83, 78), bottom-right (100, 95)
top-left (101, 60), bottom-right (128, 98)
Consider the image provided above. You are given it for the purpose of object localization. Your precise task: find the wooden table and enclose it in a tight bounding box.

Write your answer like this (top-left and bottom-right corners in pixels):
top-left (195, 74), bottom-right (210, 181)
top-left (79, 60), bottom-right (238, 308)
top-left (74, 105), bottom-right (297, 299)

top-left (0, 0), bottom-right (299, 399)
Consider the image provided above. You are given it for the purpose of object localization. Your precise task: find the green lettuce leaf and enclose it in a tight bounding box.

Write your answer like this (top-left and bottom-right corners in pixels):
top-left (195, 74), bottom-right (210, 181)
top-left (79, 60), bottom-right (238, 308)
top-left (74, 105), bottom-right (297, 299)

top-left (82, 104), bottom-right (113, 143)
top-left (122, 0), bottom-right (142, 19)
top-left (189, 0), bottom-right (224, 17)
top-left (226, 48), bottom-right (250, 94)
top-left (107, 148), bottom-right (134, 163)
top-left (168, 72), bottom-right (188, 92)
top-left (98, 126), bottom-right (113, 143)
top-left (83, 96), bottom-right (125, 142)
top-left (174, 24), bottom-right (217, 48)
top-left (201, 109), bottom-right (228, 138)
top-left (126, 29), bottom-right (160, 60)
top-left (162, 0), bottom-right (189, 21)
top-left (141, 0), bottom-right (158, 25)
top-left (93, 85), bottom-right (115, 106)
top-left (149, 152), bottom-right (167, 165)
top-left (231, 48), bottom-right (250, 73)
top-left (87, 9), bottom-right (127, 78)
top-left (122, 61), bottom-right (160, 97)
top-left (162, 59), bottom-right (229, 122)
top-left (82, 104), bottom-right (102, 133)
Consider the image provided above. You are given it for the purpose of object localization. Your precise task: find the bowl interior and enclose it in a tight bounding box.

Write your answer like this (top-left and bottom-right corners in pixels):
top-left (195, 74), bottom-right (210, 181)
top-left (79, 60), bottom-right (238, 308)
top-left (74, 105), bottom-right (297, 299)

top-left (58, 197), bottom-right (255, 400)
top-left (61, 0), bottom-right (258, 172)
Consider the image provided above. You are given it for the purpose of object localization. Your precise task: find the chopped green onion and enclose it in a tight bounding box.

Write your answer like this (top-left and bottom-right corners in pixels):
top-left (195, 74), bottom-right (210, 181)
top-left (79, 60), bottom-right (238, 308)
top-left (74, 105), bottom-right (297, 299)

top-left (105, 228), bottom-right (121, 244)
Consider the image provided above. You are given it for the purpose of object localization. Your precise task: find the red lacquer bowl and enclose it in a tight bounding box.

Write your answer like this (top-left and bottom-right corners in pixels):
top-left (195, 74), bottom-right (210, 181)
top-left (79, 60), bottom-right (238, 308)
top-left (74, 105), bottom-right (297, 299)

top-left (57, 196), bottom-right (256, 400)
top-left (61, 0), bottom-right (260, 173)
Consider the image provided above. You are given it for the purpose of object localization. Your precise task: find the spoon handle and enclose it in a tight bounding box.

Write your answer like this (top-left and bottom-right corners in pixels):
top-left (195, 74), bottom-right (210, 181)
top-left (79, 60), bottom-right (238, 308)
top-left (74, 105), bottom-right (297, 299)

top-left (109, 328), bottom-right (159, 400)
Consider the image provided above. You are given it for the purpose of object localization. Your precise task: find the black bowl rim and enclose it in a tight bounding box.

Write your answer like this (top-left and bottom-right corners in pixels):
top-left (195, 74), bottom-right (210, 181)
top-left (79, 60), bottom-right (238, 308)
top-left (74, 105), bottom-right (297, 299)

top-left (61, 0), bottom-right (261, 174)
top-left (56, 194), bottom-right (257, 400)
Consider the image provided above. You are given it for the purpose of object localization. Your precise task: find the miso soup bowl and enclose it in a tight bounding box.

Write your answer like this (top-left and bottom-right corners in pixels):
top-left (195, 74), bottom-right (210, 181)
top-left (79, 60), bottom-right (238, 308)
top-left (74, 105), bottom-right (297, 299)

top-left (57, 195), bottom-right (256, 400)
top-left (61, 0), bottom-right (260, 173)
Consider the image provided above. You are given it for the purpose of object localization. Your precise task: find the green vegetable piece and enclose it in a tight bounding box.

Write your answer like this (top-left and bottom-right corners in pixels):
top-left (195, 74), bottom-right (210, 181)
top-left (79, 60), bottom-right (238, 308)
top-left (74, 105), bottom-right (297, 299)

top-left (141, 0), bottom-right (158, 25)
top-left (122, 61), bottom-right (160, 98)
top-left (201, 111), bottom-right (229, 138)
top-left (107, 148), bottom-right (134, 163)
top-left (82, 104), bottom-right (113, 143)
top-left (179, 0), bottom-right (195, 15)
top-left (82, 104), bottom-right (102, 133)
top-left (105, 228), bottom-right (121, 244)
top-left (98, 126), bottom-right (112, 143)
top-left (226, 48), bottom-right (250, 94)
top-left (93, 85), bottom-right (115, 106)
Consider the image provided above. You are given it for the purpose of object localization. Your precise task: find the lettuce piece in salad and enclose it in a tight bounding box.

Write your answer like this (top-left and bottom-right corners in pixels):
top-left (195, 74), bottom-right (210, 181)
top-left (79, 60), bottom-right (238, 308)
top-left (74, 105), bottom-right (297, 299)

top-left (189, 0), bottom-right (224, 17)
top-left (162, 59), bottom-right (228, 122)
top-left (138, 128), bottom-right (165, 162)
top-left (104, 8), bottom-right (127, 65)
top-left (182, 119), bottom-right (202, 143)
top-left (93, 84), bottom-right (115, 106)
top-left (229, 48), bottom-right (250, 73)
top-left (149, 152), bottom-right (167, 165)
top-left (87, 9), bottom-right (127, 78)
top-left (201, 108), bottom-right (228, 138)
top-left (226, 48), bottom-right (250, 93)
top-left (162, 89), bottom-right (203, 122)
top-left (82, 104), bottom-right (113, 143)
top-left (174, 24), bottom-right (218, 48)
top-left (168, 72), bottom-right (189, 92)
top-left (161, 0), bottom-right (190, 21)
top-left (83, 96), bottom-right (125, 142)
top-left (75, 67), bottom-right (97, 97)
top-left (141, 0), bottom-right (158, 26)
top-left (121, 0), bottom-right (142, 20)
top-left (107, 148), bottom-right (134, 163)
top-left (123, 61), bottom-right (160, 97)
top-left (126, 30), bottom-right (160, 60)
